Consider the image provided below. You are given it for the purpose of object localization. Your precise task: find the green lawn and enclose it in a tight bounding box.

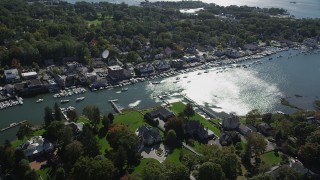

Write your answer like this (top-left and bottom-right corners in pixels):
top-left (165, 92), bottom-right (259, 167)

top-left (164, 148), bottom-right (182, 165)
top-left (37, 167), bottom-right (53, 180)
top-left (170, 102), bottom-right (221, 136)
top-left (260, 151), bottom-right (282, 166)
top-left (96, 135), bottom-right (112, 154)
top-left (11, 128), bottom-right (46, 148)
top-left (114, 110), bottom-right (146, 132)
top-left (133, 158), bottom-right (160, 175)
top-left (86, 19), bottom-right (102, 26)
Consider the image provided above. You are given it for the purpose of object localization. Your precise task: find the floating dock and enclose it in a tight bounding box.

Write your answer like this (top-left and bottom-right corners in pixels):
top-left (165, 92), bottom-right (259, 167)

top-left (0, 120), bottom-right (27, 132)
top-left (108, 100), bottom-right (122, 114)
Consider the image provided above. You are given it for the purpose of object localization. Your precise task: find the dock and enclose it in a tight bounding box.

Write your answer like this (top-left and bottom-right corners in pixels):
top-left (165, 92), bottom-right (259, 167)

top-left (0, 120), bottom-right (27, 132)
top-left (180, 94), bottom-right (219, 119)
top-left (109, 100), bottom-right (122, 114)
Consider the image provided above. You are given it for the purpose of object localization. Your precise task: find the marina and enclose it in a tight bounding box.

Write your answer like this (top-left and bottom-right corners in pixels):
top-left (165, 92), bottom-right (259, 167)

top-left (1, 48), bottom-right (320, 143)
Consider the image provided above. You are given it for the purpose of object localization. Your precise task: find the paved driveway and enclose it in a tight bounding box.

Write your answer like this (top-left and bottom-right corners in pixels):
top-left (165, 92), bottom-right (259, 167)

top-left (140, 143), bottom-right (167, 163)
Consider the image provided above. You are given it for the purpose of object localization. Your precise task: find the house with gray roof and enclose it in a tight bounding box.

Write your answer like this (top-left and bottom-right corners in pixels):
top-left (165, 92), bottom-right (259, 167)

top-left (4, 69), bottom-right (20, 83)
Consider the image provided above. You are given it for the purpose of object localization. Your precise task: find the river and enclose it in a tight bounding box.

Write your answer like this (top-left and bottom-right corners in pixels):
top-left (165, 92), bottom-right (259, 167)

top-left (1, 49), bottom-right (320, 144)
top-left (64, 0), bottom-right (320, 19)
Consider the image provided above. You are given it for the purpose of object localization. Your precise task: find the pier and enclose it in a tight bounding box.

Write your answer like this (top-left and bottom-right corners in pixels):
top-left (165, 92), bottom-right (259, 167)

top-left (0, 120), bottom-right (27, 132)
top-left (180, 94), bottom-right (219, 119)
top-left (108, 100), bottom-right (122, 114)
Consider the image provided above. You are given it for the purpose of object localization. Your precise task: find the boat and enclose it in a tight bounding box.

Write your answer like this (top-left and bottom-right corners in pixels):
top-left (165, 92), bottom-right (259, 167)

top-left (108, 99), bottom-right (118, 102)
top-left (121, 87), bottom-right (128, 92)
top-left (197, 72), bottom-right (202, 75)
top-left (60, 99), bottom-right (70, 104)
top-left (269, 57), bottom-right (273, 60)
top-left (76, 97), bottom-right (85, 102)
top-left (176, 77), bottom-right (180, 80)
top-left (67, 106), bottom-right (76, 111)
top-left (204, 70), bottom-right (209, 73)
top-left (36, 99), bottom-right (44, 103)
top-left (151, 81), bottom-right (161, 84)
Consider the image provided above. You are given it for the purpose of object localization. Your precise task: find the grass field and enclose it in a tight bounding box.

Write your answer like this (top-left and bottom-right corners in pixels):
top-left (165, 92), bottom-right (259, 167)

top-left (114, 110), bottom-right (146, 132)
top-left (133, 158), bottom-right (160, 175)
top-left (170, 102), bottom-right (221, 136)
top-left (261, 151), bottom-right (282, 166)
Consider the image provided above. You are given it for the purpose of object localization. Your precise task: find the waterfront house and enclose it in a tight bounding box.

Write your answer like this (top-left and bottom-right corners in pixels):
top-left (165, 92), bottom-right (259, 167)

top-left (93, 59), bottom-right (106, 68)
top-left (136, 125), bottom-right (162, 147)
top-left (185, 120), bottom-right (215, 141)
top-left (135, 63), bottom-right (155, 76)
top-left (145, 107), bottom-right (175, 122)
top-left (4, 69), bottom-right (20, 83)
top-left (242, 44), bottom-right (260, 51)
top-left (107, 65), bottom-right (127, 81)
top-left (238, 124), bottom-right (256, 136)
top-left (85, 72), bottom-right (98, 83)
top-left (153, 60), bottom-right (171, 72)
top-left (222, 115), bottom-right (240, 130)
top-left (64, 122), bottom-right (84, 136)
top-left (14, 79), bottom-right (48, 96)
top-left (19, 136), bottom-right (54, 158)
top-left (170, 59), bottom-right (184, 69)
top-left (21, 71), bottom-right (38, 80)
top-left (219, 132), bottom-right (233, 146)
top-left (257, 123), bottom-right (273, 136)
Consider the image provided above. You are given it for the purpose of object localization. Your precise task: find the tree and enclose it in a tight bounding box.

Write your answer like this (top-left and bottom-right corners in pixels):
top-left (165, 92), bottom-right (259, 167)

top-left (165, 163), bottom-right (189, 180)
top-left (252, 174), bottom-right (274, 180)
top-left (111, 145), bottom-right (127, 172)
top-left (44, 106), bottom-right (54, 127)
top-left (56, 167), bottom-right (66, 180)
top-left (24, 170), bottom-right (39, 180)
top-left (142, 161), bottom-right (164, 180)
top-left (107, 123), bottom-right (139, 164)
top-left (79, 125), bottom-right (100, 157)
top-left (247, 132), bottom-right (267, 157)
top-left (299, 142), bottom-right (320, 167)
top-left (222, 153), bottom-right (238, 180)
top-left (184, 103), bottom-right (195, 119)
top-left (246, 109), bottom-right (260, 125)
top-left (71, 156), bottom-right (117, 180)
top-left (83, 105), bottom-right (101, 129)
top-left (277, 166), bottom-right (303, 180)
top-left (102, 115), bottom-right (110, 131)
top-left (67, 109), bottom-right (78, 122)
top-left (14, 159), bottom-right (31, 179)
top-left (47, 121), bottom-right (73, 145)
top-left (16, 122), bottom-right (32, 140)
top-left (198, 162), bottom-right (225, 180)
top-left (54, 102), bottom-right (62, 121)
top-left (166, 129), bottom-right (178, 148)
top-left (108, 113), bottom-right (114, 124)
top-left (165, 117), bottom-right (185, 139)
top-left (63, 141), bottom-right (84, 165)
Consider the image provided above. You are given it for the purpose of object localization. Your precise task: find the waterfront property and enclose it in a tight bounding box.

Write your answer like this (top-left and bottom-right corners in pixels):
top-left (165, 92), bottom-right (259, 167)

top-left (144, 106), bottom-right (175, 122)
top-left (185, 120), bottom-right (215, 141)
top-left (136, 125), bottom-right (162, 151)
top-left (19, 136), bottom-right (54, 158)
top-left (222, 115), bottom-right (240, 130)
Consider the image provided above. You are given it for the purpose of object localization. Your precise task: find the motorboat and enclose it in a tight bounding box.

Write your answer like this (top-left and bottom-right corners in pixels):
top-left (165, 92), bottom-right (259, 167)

top-left (36, 99), bottom-right (44, 103)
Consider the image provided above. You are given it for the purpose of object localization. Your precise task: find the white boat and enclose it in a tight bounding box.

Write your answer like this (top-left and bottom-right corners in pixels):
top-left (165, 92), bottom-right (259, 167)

top-left (76, 97), bottom-right (85, 102)
top-left (121, 87), bottom-right (128, 92)
top-left (36, 99), bottom-right (44, 103)
top-left (60, 99), bottom-right (70, 104)
top-left (108, 99), bottom-right (118, 102)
